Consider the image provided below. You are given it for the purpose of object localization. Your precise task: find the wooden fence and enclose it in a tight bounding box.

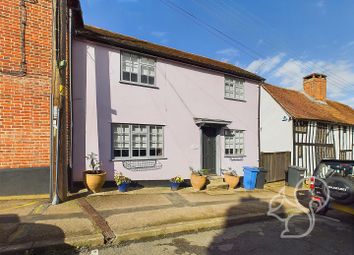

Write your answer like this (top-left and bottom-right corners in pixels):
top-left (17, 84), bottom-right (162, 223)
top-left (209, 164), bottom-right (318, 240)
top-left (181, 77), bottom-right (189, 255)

top-left (260, 151), bottom-right (291, 182)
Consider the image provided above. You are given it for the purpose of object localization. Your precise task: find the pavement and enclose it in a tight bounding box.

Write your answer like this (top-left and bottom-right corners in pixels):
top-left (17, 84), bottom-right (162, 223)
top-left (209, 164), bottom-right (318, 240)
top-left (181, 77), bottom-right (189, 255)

top-left (78, 216), bottom-right (354, 255)
top-left (0, 183), bottom-right (308, 254)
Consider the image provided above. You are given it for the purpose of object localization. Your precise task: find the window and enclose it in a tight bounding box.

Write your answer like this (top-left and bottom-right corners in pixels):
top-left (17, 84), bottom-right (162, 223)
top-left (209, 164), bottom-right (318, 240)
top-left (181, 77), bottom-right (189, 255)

top-left (225, 76), bottom-right (245, 100)
top-left (224, 129), bottom-right (245, 156)
top-left (295, 121), bottom-right (308, 133)
top-left (121, 52), bottom-right (155, 86)
top-left (112, 124), bottom-right (164, 159)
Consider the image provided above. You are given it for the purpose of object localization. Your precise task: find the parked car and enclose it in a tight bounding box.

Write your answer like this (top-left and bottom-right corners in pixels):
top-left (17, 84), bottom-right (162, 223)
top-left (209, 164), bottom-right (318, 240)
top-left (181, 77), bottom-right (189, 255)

top-left (309, 159), bottom-right (354, 214)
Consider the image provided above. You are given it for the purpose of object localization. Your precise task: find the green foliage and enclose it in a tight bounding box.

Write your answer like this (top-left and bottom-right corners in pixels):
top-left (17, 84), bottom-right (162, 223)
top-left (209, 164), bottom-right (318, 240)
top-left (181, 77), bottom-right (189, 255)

top-left (170, 176), bottom-right (184, 183)
top-left (190, 167), bottom-right (209, 176)
top-left (222, 168), bottom-right (238, 176)
top-left (114, 170), bottom-right (131, 186)
top-left (85, 152), bottom-right (102, 174)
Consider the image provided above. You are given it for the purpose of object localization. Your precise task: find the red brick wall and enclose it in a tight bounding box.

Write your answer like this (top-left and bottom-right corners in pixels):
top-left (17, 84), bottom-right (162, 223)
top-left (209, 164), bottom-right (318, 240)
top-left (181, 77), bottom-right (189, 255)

top-left (0, 0), bottom-right (52, 169)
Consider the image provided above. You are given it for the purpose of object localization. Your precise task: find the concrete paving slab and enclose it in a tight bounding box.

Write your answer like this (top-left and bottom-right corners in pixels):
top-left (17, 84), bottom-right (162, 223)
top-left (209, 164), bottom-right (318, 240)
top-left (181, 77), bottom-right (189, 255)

top-left (86, 194), bottom-right (172, 211)
top-left (44, 200), bottom-right (83, 215)
top-left (5, 218), bottom-right (98, 244)
top-left (179, 191), bottom-right (276, 204)
top-left (0, 200), bottom-right (43, 217)
top-left (106, 202), bottom-right (254, 233)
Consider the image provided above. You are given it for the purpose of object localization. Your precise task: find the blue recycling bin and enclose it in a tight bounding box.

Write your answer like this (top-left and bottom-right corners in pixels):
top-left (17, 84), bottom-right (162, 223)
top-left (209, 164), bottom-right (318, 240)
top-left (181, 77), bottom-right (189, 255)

top-left (243, 167), bottom-right (260, 190)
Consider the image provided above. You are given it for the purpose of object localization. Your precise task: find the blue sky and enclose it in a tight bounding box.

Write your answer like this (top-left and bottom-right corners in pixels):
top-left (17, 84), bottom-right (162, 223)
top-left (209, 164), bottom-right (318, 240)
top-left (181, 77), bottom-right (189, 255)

top-left (81, 0), bottom-right (354, 107)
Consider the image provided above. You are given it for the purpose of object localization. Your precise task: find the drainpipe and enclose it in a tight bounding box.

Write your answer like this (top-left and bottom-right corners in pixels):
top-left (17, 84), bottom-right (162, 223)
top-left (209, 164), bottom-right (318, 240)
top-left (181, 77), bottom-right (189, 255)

top-left (68, 7), bottom-right (73, 191)
top-left (258, 82), bottom-right (262, 167)
top-left (49, 94), bottom-right (53, 199)
top-left (52, 106), bottom-right (60, 205)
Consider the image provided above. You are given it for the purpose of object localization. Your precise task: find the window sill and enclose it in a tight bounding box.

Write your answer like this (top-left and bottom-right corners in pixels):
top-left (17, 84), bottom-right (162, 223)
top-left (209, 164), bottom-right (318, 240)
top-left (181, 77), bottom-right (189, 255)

top-left (120, 80), bottom-right (159, 89)
top-left (224, 97), bottom-right (246, 103)
top-left (224, 155), bottom-right (246, 158)
top-left (111, 157), bottom-right (167, 162)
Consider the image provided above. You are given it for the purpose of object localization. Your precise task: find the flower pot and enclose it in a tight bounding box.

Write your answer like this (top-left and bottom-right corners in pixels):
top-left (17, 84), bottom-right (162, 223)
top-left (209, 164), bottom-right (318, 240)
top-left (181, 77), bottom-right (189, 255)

top-left (224, 174), bottom-right (240, 189)
top-left (190, 174), bottom-right (207, 191)
top-left (170, 182), bottom-right (180, 191)
top-left (117, 182), bottom-right (129, 192)
top-left (83, 170), bottom-right (106, 193)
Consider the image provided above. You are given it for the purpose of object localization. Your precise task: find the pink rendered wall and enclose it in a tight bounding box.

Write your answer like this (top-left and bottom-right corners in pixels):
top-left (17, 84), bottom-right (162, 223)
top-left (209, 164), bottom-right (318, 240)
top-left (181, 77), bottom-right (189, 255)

top-left (72, 40), bottom-right (260, 181)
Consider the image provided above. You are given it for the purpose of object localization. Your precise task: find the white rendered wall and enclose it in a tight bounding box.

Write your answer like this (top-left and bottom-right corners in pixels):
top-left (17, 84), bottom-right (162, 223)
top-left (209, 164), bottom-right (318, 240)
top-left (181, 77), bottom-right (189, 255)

top-left (260, 87), bottom-right (293, 154)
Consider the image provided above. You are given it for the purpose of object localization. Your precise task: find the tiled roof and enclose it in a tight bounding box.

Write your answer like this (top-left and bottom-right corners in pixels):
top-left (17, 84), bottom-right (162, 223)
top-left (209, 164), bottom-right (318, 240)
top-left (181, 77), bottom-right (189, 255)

top-left (75, 25), bottom-right (264, 82)
top-left (263, 83), bottom-right (354, 125)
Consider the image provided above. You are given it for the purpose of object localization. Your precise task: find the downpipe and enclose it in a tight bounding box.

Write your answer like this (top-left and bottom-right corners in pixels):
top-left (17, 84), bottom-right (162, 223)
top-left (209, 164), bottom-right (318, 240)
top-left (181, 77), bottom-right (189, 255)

top-left (52, 106), bottom-right (61, 205)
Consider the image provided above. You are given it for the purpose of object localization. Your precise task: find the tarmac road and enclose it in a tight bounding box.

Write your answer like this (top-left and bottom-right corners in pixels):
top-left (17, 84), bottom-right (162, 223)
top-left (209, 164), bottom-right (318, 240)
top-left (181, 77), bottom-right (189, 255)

top-left (79, 212), bottom-right (353, 255)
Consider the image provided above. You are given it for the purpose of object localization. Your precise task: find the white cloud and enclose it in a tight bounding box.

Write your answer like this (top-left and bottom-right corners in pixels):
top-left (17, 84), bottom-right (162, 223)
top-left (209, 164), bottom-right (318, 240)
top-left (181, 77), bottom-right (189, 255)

top-left (216, 48), bottom-right (239, 58)
top-left (247, 54), bottom-right (354, 107)
top-left (342, 97), bottom-right (354, 108)
top-left (246, 53), bottom-right (285, 75)
top-left (273, 59), bottom-right (354, 100)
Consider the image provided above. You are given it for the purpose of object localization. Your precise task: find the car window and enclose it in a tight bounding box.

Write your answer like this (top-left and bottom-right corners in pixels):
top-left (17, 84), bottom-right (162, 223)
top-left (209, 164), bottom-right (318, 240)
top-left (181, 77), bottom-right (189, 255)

top-left (319, 162), bottom-right (354, 178)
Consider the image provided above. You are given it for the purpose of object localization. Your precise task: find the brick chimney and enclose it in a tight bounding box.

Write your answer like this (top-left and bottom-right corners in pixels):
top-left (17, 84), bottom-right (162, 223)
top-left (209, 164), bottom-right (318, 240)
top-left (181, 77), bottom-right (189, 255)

top-left (303, 73), bottom-right (327, 101)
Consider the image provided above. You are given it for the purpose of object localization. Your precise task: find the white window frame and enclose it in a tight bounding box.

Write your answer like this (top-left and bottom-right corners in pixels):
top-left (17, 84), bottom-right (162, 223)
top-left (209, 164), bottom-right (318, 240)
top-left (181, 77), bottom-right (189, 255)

top-left (224, 129), bottom-right (245, 156)
top-left (121, 51), bottom-right (156, 86)
top-left (112, 123), bottom-right (164, 159)
top-left (224, 76), bottom-right (245, 100)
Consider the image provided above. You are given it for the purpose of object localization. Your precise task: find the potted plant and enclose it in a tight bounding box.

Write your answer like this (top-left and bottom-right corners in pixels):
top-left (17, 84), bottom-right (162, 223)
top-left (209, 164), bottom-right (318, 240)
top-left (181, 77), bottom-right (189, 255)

top-left (223, 168), bottom-right (240, 189)
top-left (114, 170), bottom-right (131, 192)
top-left (83, 152), bottom-right (106, 193)
top-left (170, 176), bottom-right (184, 191)
top-left (190, 167), bottom-right (208, 191)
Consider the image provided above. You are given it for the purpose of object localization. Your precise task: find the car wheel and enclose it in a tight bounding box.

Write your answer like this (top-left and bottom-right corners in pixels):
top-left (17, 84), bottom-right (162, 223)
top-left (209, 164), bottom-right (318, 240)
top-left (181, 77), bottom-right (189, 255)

top-left (322, 176), bottom-right (354, 204)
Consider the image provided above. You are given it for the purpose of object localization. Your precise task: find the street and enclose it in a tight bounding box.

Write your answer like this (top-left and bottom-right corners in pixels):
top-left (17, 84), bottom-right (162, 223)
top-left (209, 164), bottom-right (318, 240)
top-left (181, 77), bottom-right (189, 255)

top-left (77, 211), bottom-right (353, 255)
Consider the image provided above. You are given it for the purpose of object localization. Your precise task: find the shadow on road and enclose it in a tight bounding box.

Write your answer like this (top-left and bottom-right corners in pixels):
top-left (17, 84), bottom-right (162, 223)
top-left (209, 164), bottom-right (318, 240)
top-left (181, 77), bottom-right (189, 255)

top-left (0, 214), bottom-right (75, 255)
top-left (206, 196), bottom-right (286, 255)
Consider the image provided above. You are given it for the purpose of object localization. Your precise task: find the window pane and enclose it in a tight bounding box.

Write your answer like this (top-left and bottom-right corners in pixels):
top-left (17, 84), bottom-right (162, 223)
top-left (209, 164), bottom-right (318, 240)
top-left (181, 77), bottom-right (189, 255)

top-left (131, 73), bottom-right (138, 82)
top-left (141, 75), bottom-right (148, 84)
top-left (148, 76), bottom-right (154, 85)
top-left (114, 150), bottom-right (121, 157)
top-left (122, 72), bottom-right (130, 81)
top-left (156, 148), bottom-right (163, 156)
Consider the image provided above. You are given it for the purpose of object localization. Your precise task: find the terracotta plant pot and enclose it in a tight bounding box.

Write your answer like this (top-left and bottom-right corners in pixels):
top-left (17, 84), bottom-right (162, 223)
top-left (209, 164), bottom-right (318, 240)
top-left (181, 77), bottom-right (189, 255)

top-left (190, 174), bottom-right (207, 191)
top-left (83, 170), bottom-right (106, 193)
top-left (224, 174), bottom-right (240, 189)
